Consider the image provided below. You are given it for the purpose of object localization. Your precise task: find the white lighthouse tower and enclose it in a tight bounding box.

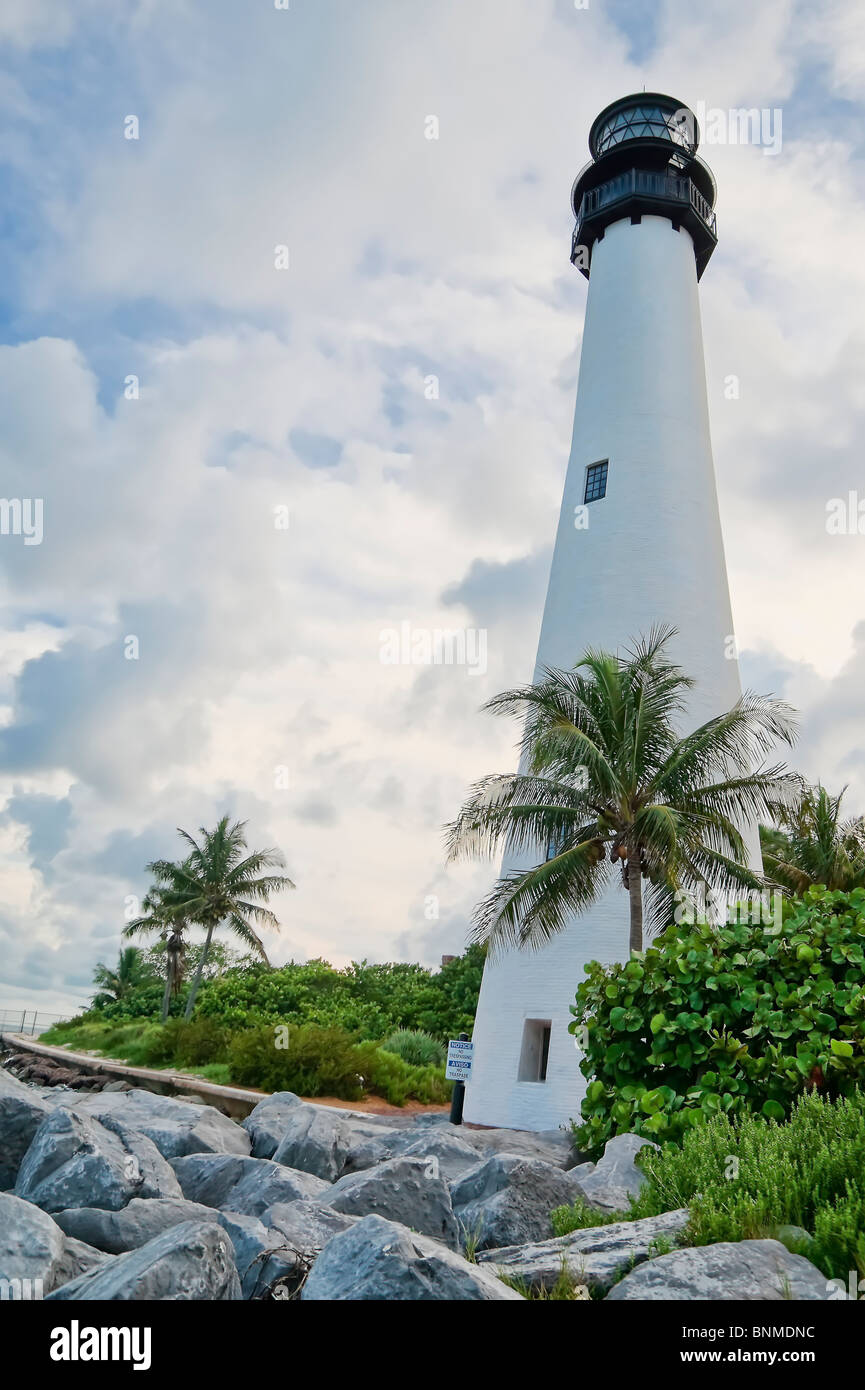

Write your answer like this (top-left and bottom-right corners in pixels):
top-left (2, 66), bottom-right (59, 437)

top-left (465, 94), bottom-right (747, 1132)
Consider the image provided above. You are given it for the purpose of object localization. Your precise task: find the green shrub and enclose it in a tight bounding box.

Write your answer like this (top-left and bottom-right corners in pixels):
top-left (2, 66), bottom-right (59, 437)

top-left (359, 1047), bottom-right (451, 1106)
top-left (227, 1024), bottom-right (367, 1100)
top-left (380, 1029), bottom-right (446, 1068)
top-left (625, 1090), bottom-right (865, 1283)
top-left (550, 1092), bottom-right (865, 1284)
top-left (550, 1198), bottom-right (630, 1237)
top-left (571, 886), bottom-right (865, 1153)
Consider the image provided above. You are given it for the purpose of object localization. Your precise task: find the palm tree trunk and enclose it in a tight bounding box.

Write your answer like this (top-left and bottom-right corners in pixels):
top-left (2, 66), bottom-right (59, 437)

top-left (628, 854), bottom-right (643, 954)
top-left (184, 923), bottom-right (215, 1020)
top-left (160, 970), bottom-right (172, 1024)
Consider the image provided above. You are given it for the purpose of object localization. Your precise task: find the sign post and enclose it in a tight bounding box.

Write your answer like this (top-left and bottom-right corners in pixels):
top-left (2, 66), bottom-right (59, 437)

top-left (446, 1032), bottom-right (473, 1125)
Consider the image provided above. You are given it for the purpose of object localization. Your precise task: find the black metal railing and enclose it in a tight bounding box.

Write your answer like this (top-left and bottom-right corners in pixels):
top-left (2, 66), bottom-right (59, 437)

top-left (576, 167), bottom-right (717, 238)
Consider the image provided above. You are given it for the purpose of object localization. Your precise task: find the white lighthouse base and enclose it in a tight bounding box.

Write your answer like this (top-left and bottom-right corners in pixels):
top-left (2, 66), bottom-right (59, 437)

top-left (463, 886), bottom-right (628, 1132)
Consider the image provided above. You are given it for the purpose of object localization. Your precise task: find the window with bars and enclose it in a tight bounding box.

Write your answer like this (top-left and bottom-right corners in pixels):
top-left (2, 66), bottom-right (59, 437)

top-left (584, 460), bottom-right (608, 503)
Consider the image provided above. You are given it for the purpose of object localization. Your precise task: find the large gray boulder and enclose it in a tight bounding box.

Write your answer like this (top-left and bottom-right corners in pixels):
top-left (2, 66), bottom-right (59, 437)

top-left (303, 1214), bottom-right (524, 1300)
top-left (60, 1087), bottom-right (251, 1159)
top-left (320, 1156), bottom-right (460, 1250)
top-left (576, 1132), bottom-right (657, 1212)
top-left (606, 1239), bottom-right (837, 1301)
top-left (52, 1237), bottom-right (113, 1287)
top-left (262, 1199), bottom-right (358, 1276)
top-left (0, 1192), bottom-right (111, 1295)
top-left (0, 1190), bottom-right (65, 1293)
top-left (242, 1092), bottom-right (304, 1158)
top-left (450, 1153), bottom-right (585, 1250)
top-left (396, 1130), bottom-right (483, 1182)
top-left (54, 1197), bottom-right (216, 1254)
top-left (14, 1108), bottom-right (182, 1213)
top-left (459, 1127), bottom-right (579, 1169)
top-left (478, 1208), bottom-right (690, 1293)
top-left (215, 1209), bottom-right (342, 1300)
top-left (0, 1067), bottom-right (51, 1187)
top-left (171, 1153), bottom-right (328, 1216)
top-left (45, 1220), bottom-right (242, 1300)
top-left (270, 1104), bottom-right (404, 1181)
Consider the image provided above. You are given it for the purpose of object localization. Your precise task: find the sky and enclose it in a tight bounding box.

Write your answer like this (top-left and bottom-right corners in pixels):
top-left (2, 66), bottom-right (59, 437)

top-left (0, 0), bottom-right (863, 1015)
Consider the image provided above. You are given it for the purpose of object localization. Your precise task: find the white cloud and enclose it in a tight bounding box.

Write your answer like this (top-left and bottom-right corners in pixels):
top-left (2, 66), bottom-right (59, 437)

top-left (0, 0), bottom-right (864, 1011)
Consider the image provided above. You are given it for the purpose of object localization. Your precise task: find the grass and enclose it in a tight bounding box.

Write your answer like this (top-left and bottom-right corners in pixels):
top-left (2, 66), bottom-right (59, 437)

top-left (550, 1196), bottom-right (631, 1237)
top-left (498, 1259), bottom-right (592, 1301)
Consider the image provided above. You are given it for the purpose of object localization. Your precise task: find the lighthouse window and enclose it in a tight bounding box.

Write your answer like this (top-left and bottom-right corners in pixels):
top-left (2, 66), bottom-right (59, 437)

top-left (584, 460), bottom-right (608, 503)
top-left (518, 1019), bottom-right (552, 1082)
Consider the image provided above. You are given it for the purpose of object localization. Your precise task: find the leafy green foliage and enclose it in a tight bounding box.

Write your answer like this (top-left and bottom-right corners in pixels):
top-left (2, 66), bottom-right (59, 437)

top-left (43, 1016), bottom-right (451, 1107)
top-left (761, 781), bottom-right (865, 895)
top-left (226, 1024), bottom-right (450, 1105)
top-left (550, 1092), bottom-right (865, 1283)
top-left (79, 943), bottom-right (483, 1040)
top-left (571, 886), bottom-right (865, 1152)
top-left (380, 1029), bottom-right (446, 1068)
top-left (624, 1091), bottom-right (865, 1282)
top-left (447, 625), bottom-right (798, 955)
top-left (90, 947), bottom-right (158, 1009)
top-left (194, 948), bottom-right (484, 1040)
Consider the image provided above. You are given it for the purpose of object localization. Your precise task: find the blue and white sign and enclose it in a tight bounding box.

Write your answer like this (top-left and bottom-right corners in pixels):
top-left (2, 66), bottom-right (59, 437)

top-left (446, 1038), bottom-right (474, 1081)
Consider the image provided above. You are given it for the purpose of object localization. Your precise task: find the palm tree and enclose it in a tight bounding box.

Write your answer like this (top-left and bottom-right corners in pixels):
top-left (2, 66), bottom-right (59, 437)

top-left (91, 946), bottom-right (153, 1008)
top-left (124, 887), bottom-right (190, 1022)
top-left (761, 781), bottom-right (865, 894)
top-left (129, 817), bottom-right (295, 1019)
top-left (446, 627), bottom-right (799, 955)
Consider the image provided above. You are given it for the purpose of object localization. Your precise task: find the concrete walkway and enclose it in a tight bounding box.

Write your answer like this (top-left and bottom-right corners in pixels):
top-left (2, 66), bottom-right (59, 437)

top-left (0, 1032), bottom-right (265, 1118)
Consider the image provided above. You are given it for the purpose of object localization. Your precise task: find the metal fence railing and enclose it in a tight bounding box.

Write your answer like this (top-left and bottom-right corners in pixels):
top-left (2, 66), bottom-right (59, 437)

top-left (0, 1009), bottom-right (71, 1038)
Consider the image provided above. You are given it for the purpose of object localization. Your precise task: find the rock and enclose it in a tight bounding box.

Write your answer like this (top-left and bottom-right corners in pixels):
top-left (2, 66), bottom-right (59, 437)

top-left (576, 1132), bottom-right (657, 1212)
top-left (460, 1126), bottom-right (580, 1169)
top-left (242, 1091), bottom-right (304, 1158)
top-left (303, 1214), bottom-right (524, 1301)
top-left (478, 1208), bottom-right (690, 1292)
top-left (45, 1220), bottom-right (242, 1301)
top-left (0, 1191), bottom-right (65, 1292)
top-left (270, 1104), bottom-right (399, 1182)
top-left (14, 1108), bottom-right (181, 1213)
top-left (775, 1224), bottom-right (815, 1253)
top-left (396, 1130), bottom-right (483, 1182)
top-left (0, 1066), bottom-right (51, 1187)
top-left (605, 1239), bottom-right (837, 1301)
top-left (321, 1156), bottom-right (460, 1250)
top-left (171, 1153), bottom-right (328, 1217)
top-left (53, 1237), bottom-right (114, 1287)
top-left (54, 1197), bottom-right (216, 1254)
top-left (101, 1080), bottom-right (132, 1092)
top-left (0, 1191), bottom-right (112, 1295)
top-left (262, 1199), bottom-right (358, 1276)
top-left (450, 1154), bottom-right (586, 1250)
top-left (55, 1086), bottom-right (250, 1159)
top-left (215, 1210), bottom-right (321, 1299)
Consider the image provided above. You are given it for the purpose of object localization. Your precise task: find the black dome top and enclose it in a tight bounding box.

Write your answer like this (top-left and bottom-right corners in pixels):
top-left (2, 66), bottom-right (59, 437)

top-left (589, 93), bottom-right (699, 160)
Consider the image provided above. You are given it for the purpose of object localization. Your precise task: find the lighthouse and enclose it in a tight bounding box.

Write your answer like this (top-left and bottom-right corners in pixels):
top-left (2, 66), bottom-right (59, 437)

top-left (465, 94), bottom-right (748, 1132)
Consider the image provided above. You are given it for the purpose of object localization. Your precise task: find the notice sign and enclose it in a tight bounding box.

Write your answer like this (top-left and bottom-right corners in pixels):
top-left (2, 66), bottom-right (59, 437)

top-left (446, 1038), bottom-right (474, 1081)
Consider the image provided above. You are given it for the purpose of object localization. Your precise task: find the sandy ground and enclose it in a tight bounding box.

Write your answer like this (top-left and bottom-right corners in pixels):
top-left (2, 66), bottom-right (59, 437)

top-left (306, 1094), bottom-right (450, 1116)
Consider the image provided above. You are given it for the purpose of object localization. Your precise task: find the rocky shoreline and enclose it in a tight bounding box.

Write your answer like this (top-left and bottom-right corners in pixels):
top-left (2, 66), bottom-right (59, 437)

top-left (0, 1058), bottom-right (842, 1300)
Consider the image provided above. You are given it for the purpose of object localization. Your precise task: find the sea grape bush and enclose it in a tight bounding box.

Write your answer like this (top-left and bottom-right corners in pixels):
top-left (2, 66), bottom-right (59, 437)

top-left (570, 886), bottom-right (865, 1153)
